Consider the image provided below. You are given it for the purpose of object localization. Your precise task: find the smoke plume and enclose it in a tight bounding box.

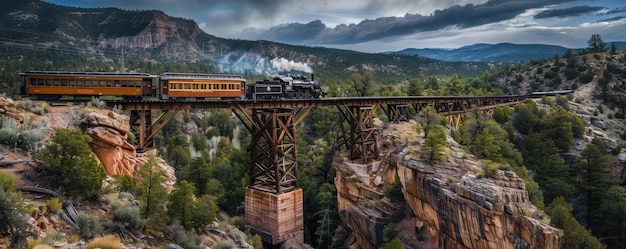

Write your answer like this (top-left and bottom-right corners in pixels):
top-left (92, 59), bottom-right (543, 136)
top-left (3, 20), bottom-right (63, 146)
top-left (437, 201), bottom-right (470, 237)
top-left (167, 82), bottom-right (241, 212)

top-left (217, 52), bottom-right (313, 75)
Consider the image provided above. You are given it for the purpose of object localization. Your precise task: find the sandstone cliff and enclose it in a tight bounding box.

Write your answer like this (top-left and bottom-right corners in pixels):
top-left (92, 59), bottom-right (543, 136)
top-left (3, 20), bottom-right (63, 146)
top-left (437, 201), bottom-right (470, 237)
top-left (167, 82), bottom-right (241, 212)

top-left (333, 121), bottom-right (562, 249)
top-left (78, 110), bottom-right (176, 190)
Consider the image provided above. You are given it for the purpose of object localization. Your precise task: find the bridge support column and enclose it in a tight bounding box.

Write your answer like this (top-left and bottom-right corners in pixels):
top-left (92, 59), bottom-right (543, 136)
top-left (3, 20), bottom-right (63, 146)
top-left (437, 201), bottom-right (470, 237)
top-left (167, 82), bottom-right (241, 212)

top-left (338, 105), bottom-right (379, 163)
top-left (129, 108), bottom-right (184, 153)
top-left (233, 108), bottom-right (303, 245)
top-left (129, 110), bottom-right (153, 153)
top-left (383, 104), bottom-right (409, 123)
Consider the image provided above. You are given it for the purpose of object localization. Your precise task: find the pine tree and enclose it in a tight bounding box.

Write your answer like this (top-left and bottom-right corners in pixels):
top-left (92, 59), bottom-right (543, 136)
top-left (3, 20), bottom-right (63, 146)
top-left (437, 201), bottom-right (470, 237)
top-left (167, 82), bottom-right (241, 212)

top-left (135, 154), bottom-right (169, 233)
top-left (422, 124), bottom-right (446, 163)
top-left (38, 128), bottom-right (106, 198)
top-left (574, 144), bottom-right (613, 229)
top-left (167, 180), bottom-right (197, 230)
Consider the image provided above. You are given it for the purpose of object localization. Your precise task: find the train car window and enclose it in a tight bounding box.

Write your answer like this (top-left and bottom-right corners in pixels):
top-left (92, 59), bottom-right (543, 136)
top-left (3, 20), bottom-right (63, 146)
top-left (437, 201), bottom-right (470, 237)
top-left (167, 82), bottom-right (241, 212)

top-left (221, 84), bottom-right (226, 90)
top-left (213, 84), bottom-right (218, 89)
top-left (184, 83), bottom-right (191, 89)
top-left (121, 80), bottom-right (128, 87)
top-left (192, 84), bottom-right (198, 89)
top-left (76, 80), bottom-right (83, 87)
top-left (201, 84), bottom-right (206, 90)
top-left (100, 81), bottom-right (106, 87)
top-left (236, 84), bottom-right (240, 90)
top-left (45, 79), bottom-right (52, 86)
top-left (135, 81), bottom-right (141, 88)
top-left (30, 79), bottom-right (36, 86)
top-left (207, 84), bottom-right (211, 90)
top-left (107, 80), bottom-right (113, 87)
top-left (83, 80), bottom-right (90, 87)
top-left (53, 80), bottom-right (60, 86)
top-left (171, 83), bottom-right (177, 89)
top-left (61, 80), bottom-right (68, 86)
top-left (38, 79), bottom-right (44, 86)
top-left (114, 80), bottom-right (120, 87)
top-left (69, 80), bottom-right (76, 87)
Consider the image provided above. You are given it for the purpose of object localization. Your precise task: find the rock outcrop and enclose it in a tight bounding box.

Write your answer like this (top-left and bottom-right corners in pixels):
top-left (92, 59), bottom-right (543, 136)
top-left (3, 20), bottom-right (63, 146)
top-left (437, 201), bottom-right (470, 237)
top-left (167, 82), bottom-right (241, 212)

top-left (395, 152), bottom-right (561, 249)
top-left (333, 123), bottom-right (562, 249)
top-left (80, 111), bottom-right (138, 176)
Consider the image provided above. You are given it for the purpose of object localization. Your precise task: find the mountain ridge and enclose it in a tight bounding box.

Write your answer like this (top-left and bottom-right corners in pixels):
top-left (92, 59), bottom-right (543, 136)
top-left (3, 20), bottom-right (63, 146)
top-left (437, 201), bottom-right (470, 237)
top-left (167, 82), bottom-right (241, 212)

top-left (389, 42), bottom-right (626, 62)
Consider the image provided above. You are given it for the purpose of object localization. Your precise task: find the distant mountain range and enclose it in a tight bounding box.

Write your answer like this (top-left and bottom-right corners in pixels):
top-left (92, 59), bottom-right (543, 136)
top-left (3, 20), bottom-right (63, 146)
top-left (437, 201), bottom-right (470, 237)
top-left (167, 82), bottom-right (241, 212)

top-left (388, 42), bottom-right (626, 63)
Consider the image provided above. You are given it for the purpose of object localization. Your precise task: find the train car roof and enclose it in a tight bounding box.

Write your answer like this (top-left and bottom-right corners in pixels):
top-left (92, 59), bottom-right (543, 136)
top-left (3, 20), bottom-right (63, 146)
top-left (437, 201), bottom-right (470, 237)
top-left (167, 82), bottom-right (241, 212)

top-left (19, 71), bottom-right (157, 78)
top-left (160, 72), bottom-right (245, 81)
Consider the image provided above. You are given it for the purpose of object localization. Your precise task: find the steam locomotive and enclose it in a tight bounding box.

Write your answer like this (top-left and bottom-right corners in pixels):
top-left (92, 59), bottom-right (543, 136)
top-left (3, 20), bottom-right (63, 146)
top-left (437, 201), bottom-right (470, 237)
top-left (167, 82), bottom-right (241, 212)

top-left (19, 71), bottom-right (324, 101)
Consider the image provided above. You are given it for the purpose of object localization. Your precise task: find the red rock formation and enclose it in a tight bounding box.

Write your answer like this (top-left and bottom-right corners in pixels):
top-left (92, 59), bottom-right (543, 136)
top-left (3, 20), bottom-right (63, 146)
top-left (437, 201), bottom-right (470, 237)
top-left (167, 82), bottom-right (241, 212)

top-left (80, 111), bottom-right (137, 176)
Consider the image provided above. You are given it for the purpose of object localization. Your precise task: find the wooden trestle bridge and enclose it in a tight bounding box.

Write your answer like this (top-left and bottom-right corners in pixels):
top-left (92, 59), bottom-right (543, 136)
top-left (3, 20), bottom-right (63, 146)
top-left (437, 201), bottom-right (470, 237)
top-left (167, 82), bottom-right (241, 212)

top-left (106, 94), bottom-right (529, 245)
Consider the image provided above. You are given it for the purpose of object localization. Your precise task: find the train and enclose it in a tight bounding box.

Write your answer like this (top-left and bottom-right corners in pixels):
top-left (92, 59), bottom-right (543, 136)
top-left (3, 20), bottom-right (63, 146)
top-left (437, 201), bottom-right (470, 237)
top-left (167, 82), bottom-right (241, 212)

top-left (18, 71), bottom-right (324, 101)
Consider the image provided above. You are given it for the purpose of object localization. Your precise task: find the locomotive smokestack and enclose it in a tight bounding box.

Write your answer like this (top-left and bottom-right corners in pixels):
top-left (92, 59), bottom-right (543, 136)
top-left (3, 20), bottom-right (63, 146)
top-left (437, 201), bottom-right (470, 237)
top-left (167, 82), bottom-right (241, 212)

top-left (311, 73), bottom-right (314, 81)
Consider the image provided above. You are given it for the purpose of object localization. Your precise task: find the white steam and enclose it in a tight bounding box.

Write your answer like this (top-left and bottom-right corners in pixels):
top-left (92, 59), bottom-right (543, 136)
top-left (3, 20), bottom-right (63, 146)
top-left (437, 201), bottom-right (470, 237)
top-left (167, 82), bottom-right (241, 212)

top-left (270, 58), bottom-right (313, 74)
top-left (217, 52), bottom-right (313, 75)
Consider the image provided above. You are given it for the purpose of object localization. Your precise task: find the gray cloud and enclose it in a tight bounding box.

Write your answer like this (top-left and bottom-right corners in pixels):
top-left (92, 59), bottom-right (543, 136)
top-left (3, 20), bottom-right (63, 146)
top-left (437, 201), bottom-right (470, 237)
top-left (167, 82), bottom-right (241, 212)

top-left (238, 0), bottom-right (575, 44)
top-left (596, 16), bottom-right (626, 22)
top-left (534, 6), bottom-right (604, 19)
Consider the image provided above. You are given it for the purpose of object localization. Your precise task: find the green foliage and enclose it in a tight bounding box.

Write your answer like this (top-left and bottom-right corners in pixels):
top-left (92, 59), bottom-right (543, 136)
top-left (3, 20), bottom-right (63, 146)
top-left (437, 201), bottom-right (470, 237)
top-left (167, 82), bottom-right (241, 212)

top-left (383, 237), bottom-right (405, 249)
top-left (383, 223), bottom-right (398, 244)
top-left (37, 128), bottom-right (106, 199)
top-left (0, 171), bottom-right (17, 192)
top-left (75, 213), bottom-right (102, 239)
top-left (438, 74), bottom-right (466, 95)
top-left (385, 180), bottom-right (404, 202)
top-left (114, 175), bottom-right (137, 193)
top-left (0, 116), bottom-right (20, 146)
top-left (191, 195), bottom-right (218, 229)
top-left (574, 143), bottom-right (614, 230)
top-left (167, 180), bottom-right (196, 230)
top-left (492, 106), bottom-right (511, 124)
top-left (104, 201), bottom-right (146, 237)
top-left (406, 79), bottom-right (424, 96)
top-left (422, 123), bottom-right (447, 163)
top-left (555, 94), bottom-right (570, 111)
top-left (587, 34), bottom-right (607, 53)
top-left (546, 197), bottom-right (606, 249)
top-left (135, 154), bottom-right (169, 234)
top-left (342, 72), bottom-right (376, 97)
top-left (45, 198), bottom-right (63, 214)
top-left (169, 222), bottom-right (204, 249)
top-left (0, 184), bottom-right (28, 236)
top-left (246, 230), bottom-right (264, 249)
top-left (597, 186), bottom-right (626, 249)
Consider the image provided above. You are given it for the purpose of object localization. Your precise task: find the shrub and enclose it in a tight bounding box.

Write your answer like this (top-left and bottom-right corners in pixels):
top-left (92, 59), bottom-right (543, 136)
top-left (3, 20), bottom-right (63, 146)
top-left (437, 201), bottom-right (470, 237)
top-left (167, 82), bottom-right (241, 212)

top-left (0, 171), bottom-right (17, 192)
top-left (45, 198), bottom-right (62, 214)
top-left (216, 240), bottom-right (234, 249)
top-left (86, 235), bottom-right (124, 249)
top-left (0, 116), bottom-right (19, 145)
top-left (170, 222), bottom-right (204, 249)
top-left (75, 213), bottom-right (102, 239)
top-left (104, 201), bottom-right (145, 236)
top-left (114, 175), bottom-right (136, 193)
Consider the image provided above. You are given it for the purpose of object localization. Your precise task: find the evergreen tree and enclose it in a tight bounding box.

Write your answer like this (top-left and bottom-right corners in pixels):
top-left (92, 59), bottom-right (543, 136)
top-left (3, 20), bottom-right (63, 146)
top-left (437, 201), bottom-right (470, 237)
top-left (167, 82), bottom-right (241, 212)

top-left (406, 79), bottom-right (424, 96)
top-left (546, 197), bottom-right (606, 249)
top-left (439, 74), bottom-right (466, 95)
top-left (574, 144), bottom-right (614, 229)
top-left (38, 128), bottom-right (106, 198)
top-left (598, 186), bottom-right (626, 249)
top-left (422, 123), bottom-right (446, 163)
top-left (167, 180), bottom-right (196, 230)
top-left (587, 34), bottom-right (607, 53)
top-left (135, 154), bottom-right (169, 234)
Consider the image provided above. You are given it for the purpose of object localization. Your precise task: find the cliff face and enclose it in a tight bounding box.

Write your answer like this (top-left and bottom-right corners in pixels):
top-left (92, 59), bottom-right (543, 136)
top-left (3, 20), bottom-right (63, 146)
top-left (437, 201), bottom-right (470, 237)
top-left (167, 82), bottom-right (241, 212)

top-left (395, 151), bottom-right (561, 249)
top-left (333, 122), bottom-right (562, 249)
top-left (79, 110), bottom-right (176, 190)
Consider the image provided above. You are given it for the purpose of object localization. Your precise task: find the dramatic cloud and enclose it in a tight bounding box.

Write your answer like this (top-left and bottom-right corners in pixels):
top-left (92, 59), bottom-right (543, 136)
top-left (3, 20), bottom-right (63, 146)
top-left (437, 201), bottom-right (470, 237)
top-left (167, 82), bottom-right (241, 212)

top-left (239, 0), bottom-right (575, 44)
top-left (534, 6), bottom-right (604, 19)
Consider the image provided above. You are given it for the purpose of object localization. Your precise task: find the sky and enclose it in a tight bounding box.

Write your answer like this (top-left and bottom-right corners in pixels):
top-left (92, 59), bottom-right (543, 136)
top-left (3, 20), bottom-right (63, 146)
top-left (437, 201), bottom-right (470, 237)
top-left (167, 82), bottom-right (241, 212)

top-left (44, 0), bottom-right (626, 53)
